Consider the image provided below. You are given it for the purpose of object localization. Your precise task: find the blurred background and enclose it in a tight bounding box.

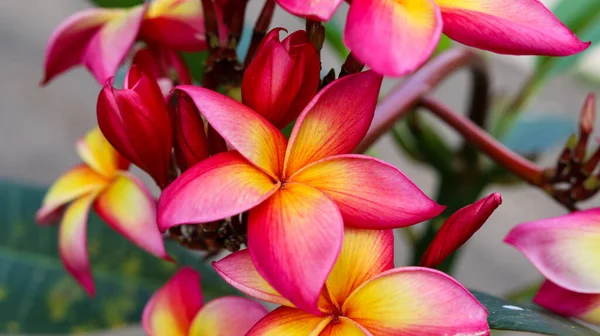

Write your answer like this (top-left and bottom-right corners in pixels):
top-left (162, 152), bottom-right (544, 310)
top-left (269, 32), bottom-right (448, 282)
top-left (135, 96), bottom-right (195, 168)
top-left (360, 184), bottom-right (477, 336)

top-left (1, 0), bottom-right (600, 335)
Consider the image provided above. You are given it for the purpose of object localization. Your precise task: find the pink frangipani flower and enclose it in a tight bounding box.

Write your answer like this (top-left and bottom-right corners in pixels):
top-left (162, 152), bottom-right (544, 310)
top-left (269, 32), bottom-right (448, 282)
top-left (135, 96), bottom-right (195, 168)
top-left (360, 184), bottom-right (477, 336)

top-left (214, 228), bottom-right (490, 335)
top-left (36, 128), bottom-right (170, 296)
top-left (143, 267), bottom-right (267, 335)
top-left (42, 0), bottom-right (208, 85)
top-left (158, 70), bottom-right (444, 314)
top-left (505, 209), bottom-right (600, 324)
top-left (276, 0), bottom-right (590, 77)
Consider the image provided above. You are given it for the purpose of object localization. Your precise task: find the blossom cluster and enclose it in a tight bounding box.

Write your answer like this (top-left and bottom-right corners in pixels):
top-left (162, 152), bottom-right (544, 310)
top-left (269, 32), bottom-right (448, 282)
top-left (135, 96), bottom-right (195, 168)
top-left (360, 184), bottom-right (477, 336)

top-left (37, 0), bottom-right (596, 335)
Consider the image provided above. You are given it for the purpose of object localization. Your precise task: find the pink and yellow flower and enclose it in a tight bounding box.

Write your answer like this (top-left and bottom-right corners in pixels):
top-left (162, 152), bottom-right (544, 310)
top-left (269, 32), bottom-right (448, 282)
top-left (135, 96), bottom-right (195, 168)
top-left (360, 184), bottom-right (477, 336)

top-left (158, 70), bottom-right (444, 314)
top-left (36, 128), bottom-right (170, 296)
top-left (505, 209), bottom-right (600, 324)
top-left (214, 228), bottom-right (490, 335)
top-left (276, 0), bottom-right (590, 76)
top-left (142, 267), bottom-right (267, 336)
top-left (42, 0), bottom-right (208, 85)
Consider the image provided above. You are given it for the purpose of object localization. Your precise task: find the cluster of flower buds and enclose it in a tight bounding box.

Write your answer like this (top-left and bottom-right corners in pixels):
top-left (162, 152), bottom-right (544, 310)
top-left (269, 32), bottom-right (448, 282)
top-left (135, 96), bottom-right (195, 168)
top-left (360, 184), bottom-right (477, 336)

top-left (541, 94), bottom-right (600, 210)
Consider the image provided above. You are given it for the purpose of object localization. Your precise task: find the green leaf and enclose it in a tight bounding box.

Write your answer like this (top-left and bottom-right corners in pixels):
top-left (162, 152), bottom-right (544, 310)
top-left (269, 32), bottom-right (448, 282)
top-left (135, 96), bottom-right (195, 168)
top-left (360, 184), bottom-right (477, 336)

top-left (0, 180), bottom-right (236, 334)
top-left (88, 0), bottom-right (143, 8)
top-left (535, 1), bottom-right (600, 81)
top-left (181, 51), bottom-right (209, 84)
top-left (472, 290), bottom-right (600, 335)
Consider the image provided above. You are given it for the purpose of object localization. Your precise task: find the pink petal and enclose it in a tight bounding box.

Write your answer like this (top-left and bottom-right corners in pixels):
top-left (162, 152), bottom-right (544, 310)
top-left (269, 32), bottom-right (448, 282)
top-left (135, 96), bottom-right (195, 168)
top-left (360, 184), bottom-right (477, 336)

top-left (345, 0), bottom-right (442, 77)
top-left (437, 0), bottom-right (590, 56)
top-left (504, 209), bottom-right (600, 293)
top-left (247, 183), bottom-right (344, 315)
top-left (275, 0), bottom-right (343, 21)
top-left (213, 249), bottom-right (294, 307)
top-left (158, 151), bottom-right (280, 232)
top-left (343, 267), bottom-right (489, 335)
top-left (142, 267), bottom-right (203, 336)
top-left (325, 228), bottom-right (394, 308)
top-left (290, 154), bottom-right (444, 228)
top-left (94, 173), bottom-right (170, 260)
top-left (247, 306), bottom-right (331, 336)
top-left (41, 8), bottom-right (117, 85)
top-left (534, 280), bottom-right (600, 325)
top-left (421, 193), bottom-right (502, 268)
top-left (140, 0), bottom-right (207, 51)
top-left (36, 165), bottom-right (107, 224)
top-left (76, 127), bottom-right (127, 179)
top-left (175, 86), bottom-right (288, 179)
top-left (83, 5), bottom-right (146, 84)
top-left (188, 296), bottom-right (268, 335)
top-left (58, 193), bottom-right (97, 296)
top-left (284, 71), bottom-right (383, 177)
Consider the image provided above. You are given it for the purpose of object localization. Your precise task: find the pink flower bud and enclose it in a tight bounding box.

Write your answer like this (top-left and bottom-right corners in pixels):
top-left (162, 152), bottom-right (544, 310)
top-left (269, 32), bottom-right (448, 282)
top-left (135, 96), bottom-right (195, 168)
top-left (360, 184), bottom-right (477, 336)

top-left (421, 193), bottom-right (502, 268)
top-left (242, 28), bottom-right (320, 129)
top-left (97, 65), bottom-right (173, 188)
top-left (171, 93), bottom-right (210, 172)
top-left (132, 46), bottom-right (192, 88)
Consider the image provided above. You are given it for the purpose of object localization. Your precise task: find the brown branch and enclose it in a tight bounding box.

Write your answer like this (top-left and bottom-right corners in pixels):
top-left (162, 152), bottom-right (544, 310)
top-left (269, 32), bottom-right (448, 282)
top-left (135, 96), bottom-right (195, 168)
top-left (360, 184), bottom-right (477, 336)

top-left (244, 0), bottom-right (275, 68)
top-left (419, 96), bottom-right (545, 186)
top-left (356, 48), bottom-right (488, 153)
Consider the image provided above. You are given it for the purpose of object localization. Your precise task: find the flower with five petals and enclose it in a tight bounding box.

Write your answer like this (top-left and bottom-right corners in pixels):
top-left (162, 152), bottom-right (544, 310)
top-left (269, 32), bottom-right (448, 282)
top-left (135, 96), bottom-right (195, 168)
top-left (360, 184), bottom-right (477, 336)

top-left (214, 228), bottom-right (490, 335)
top-left (37, 128), bottom-right (170, 296)
top-left (158, 70), bottom-right (444, 314)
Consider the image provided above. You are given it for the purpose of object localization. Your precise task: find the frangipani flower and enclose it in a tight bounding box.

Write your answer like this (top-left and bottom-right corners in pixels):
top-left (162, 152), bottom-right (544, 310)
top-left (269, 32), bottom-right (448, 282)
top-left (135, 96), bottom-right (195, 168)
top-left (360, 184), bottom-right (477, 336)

top-left (36, 128), bottom-right (170, 296)
top-left (276, 0), bottom-right (590, 76)
top-left (421, 193), bottom-right (502, 268)
top-left (242, 28), bottom-right (320, 129)
top-left (142, 267), bottom-right (267, 336)
top-left (159, 70), bottom-right (444, 313)
top-left (42, 0), bottom-right (207, 85)
top-left (214, 228), bottom-right (490, 335)
top-left (505, 209), bottom-right (600, 324)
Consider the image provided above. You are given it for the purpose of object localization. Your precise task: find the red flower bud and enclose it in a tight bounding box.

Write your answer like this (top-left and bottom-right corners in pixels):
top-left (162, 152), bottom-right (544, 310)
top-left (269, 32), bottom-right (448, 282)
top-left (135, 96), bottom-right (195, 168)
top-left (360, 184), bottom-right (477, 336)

top-left (420, 193), bottom-right (502, 268)
top-left (242, 28), bottom-right (320, 129)
top-left (97, 65), bottom-right (173, 188)
top-left (171, 93), bottom-right (210, 172)
top-left (132, 45), bottom-right (192, 89)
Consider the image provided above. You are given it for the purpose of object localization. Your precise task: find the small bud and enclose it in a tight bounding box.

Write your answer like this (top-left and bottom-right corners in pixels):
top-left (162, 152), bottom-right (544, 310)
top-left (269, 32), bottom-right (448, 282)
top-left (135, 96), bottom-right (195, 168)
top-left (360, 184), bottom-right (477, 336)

top-left (241, 28), bottom-right (320, 128)
top-left (579, 93), bottom-right (596, 136)
top-left (132, 46), bottom-right (193, 88)
top-left (171, 93), bottom-right (210, 172)
top-left (421, 193), bottom-right (502, 268)
top-left (97, 65), bottom-right (173, 188)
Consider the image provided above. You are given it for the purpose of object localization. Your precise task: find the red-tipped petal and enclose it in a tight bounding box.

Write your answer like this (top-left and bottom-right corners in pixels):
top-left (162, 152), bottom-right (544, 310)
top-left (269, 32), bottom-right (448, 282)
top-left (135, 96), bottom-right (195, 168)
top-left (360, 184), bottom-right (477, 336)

top-left (41, 8), bottom-right (117, 85)
top-left (94, 173), bottom-right (170, 260)
top-left (142, 267), bottom-right (203, 336)
top-left (345, 0), bottom-right (442, 77)
top-left (291, 155), bottom-right (444, 229)
top-left (176, 86), bottom-right (288, 179)
top-left (158, 151), bottom-right (279, 232)
top-left (247, 183), bottom-right (344, 315)
top-left (76, 127), bottom-right (126, 179)
top-left (247, 306), bottom-right (331, 336)
top-left (82, 5), bottom-right (146, 84)
top-left (213, 249), bottom-right (293, 307)
top-left (275, 0), bottom-right (343, 21)
top-left (284, 71), bottom-right (383, 177)
top-left (437, 0), bottom-right (590, 56)
top-left (421, 193), bottom-right (502, 268)
top-left (534, 280), bottom-right (600, 325)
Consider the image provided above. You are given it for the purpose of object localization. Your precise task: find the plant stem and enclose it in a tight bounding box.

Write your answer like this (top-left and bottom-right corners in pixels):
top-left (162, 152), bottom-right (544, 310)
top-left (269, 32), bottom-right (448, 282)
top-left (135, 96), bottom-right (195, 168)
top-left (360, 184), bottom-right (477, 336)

top-left (356, 48), bottom-right (488, 153)
top-left (244, 0), bottom-right (275, 68)
top-left (420, 96), bottom-right (545, 186)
